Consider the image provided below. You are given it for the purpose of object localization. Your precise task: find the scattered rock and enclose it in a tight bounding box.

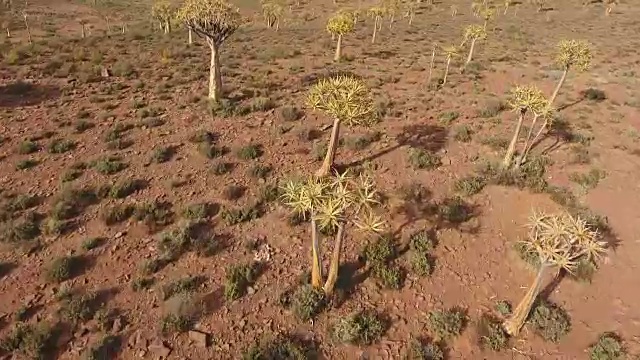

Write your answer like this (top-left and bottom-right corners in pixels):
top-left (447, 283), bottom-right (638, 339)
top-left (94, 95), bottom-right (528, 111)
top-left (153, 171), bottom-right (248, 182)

top-left (148, 340), bottom-right (172, 358)
top-left (114, 231), bottom-right (126, 239)
top-left (188, 330), bottom-right (209, 348)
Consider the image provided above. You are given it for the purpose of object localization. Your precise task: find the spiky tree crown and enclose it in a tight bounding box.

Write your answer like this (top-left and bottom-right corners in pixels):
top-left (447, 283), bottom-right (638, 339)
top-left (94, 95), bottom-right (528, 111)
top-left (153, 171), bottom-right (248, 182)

top-left (464, 24), bottom-right (487, 41)
top-left (307, 75), bottom-right (375, 126)
top-left (481, 7), bottom-right (495, 20)
top-left (176, 0), bottom-right (243, 45)
top-left (368, 6), bottom-right (387, 17)
top-left (152, 0), bottom-right (173, 21)
top-left (262, 0), bottom-right (284, 19)
top-left (556, 39), bottom-right (592, 71)
top-left (280, 172), bottom-right (385, 233)
top-left (442, 45), bottom-right (460, 58)
top-left (522, 211), bottom-right (607, 272)
top-left (508, 85), bottom-right (548, 114)
top-left (327, 12), bottom-right (355, 35)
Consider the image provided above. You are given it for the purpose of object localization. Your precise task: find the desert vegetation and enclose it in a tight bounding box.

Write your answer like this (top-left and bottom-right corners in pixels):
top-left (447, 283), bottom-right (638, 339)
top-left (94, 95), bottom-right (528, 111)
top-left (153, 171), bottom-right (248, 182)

top-left (0, 0), bottom-right (638, 358)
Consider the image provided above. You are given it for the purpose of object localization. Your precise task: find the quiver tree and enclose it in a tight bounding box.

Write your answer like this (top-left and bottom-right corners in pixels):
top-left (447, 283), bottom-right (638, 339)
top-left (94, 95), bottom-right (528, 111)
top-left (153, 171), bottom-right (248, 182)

top-left (152, 0), bottom-right (174, 34)
top-left (530, 0), bottom-right (545, 12)
top-left (383, 0), bottom-right (399, 28)
top-left (327, 11), bottom-right (355, 62)
top-left (177, 0), bottom-right (243, 101)
top-left (462, 24), bottom-right (486, 67)
top-left (516, 102), bottom-right (555, 167)
top-left (403, 1), bottom-right (416, 25)
top-left (605, 0), bottom-right (617, 15)
top-left (79, 19), bottom-right (87, 38)
top-left (281, 172), bottom-right (385, 295)
top-left (503, 0), bottom-right (514, 14)
top-left (426, 42), bottom-right (437, 85)
top-left (503, 211), bottom-right (606, 336)
top-left (441, 45), bottom-right (459, 86)
top-left (550, 39), bottom-right (592, 104)
top-left (503, 85), bottom-right (547, 168)
top-left (367, 6), bottom-right (385, 43)
top-left (480, 7), bottom-right (494, 29)
top-left (261, 0), bottom-right (284, 30)
top-left (307, 76), bottom-right (375, 177)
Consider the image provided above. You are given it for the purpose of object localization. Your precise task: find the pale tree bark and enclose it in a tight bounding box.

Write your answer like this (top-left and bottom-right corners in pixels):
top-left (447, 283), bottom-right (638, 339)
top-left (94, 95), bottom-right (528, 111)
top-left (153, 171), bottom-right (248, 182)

top-left (517, 114), bottom-right (539, 167)
top-left (316, 117), bottom-right (341, 177)
top-left (334, 34), bottom-right (342, 61)
top-left (426, 44), bottom-right (436, 85)
top-left (5, 27), bottom-right (10, 38)
top-left (371, 18), bottom-right (378, 43)
top-left (188, 28), bottom-right (193, 44)
top-left (23, 13), bottom-right (31, 44)
top-left (81, 24), bottom-right (86, 38)
top-left (503, 110), bottom-right (526, 168)
top-left (207, 40), bottom-right (222, 101)
top-left (443, 56), bottom-right (451, 85)
top-left (323, 223), bottom-right (345, 295)
top-left (121, 23), bottom-right (126, 34)
top-left (550, 67), bottom-right (568, 104)
top-left (503, 265), bottom-right (547, 335)
top-left (465, 38), bottom-right (477, 66)
top-left (310, 215), bottom-right (322, 289)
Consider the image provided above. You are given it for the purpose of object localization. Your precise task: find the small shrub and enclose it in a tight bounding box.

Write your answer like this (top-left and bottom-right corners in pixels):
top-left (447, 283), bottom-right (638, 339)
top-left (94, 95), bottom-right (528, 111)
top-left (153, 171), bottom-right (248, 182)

top-left (198, 142), bottom-right (226, 159)
top-left (151, 146), bottom-right (174, 163)
top-left (427, 308), bottom-right (467, 339)
top-left (372, 264), bottom-right (404, 289)
top-left (346, 132), bottom-right (381, 151)
top-left (44, 256), bottom-right (82, 283)
top-left (223, 185), bottom-right (245, 200)
top-left (160, 313), bottom-right (191, 334)
top-left (569, 168), bottom-right (606, 190)
top-left (101, 204), bottom-right (135, 225)
top-left (0, 323), bottom-right (55, 358)
top-left (454, 175), bottom-right (486, 196)
top-left (403, 339), bottom-right (445, 360)
top-left (581, 88), bottom-right (606, 102)
top-left (477, 314), bottom-right (509, 351)
top-left (224, 263), bottom-right (256, 301)
top-left (16, 159), bottom-right (39, 170)
top-left (58, 291), bottom-right (98, 324)
top-left (409, 148), bottom-right (441, 170)
top-left (495, 300), bottom-right (512, 316)
top-left (81, 237), bottom-right (104, 251)
top-left (588, 332), bottom-right (625, 360)
top-left (188, 129), bottom-right (215, 144)
top-left (17, 140), bottom-right (39, 154)
top-left (108, 179), bottom-right (145, 199)
top-left (478, 99), bottom-right (506, 118)
top-left (437, 197), bottom-right (473, 223)
top-left (364, 235), bottom-right (395, 265)
top-left (250, 97), bottom-right (275, 112)
top-left (480, 136), bottom-right (509, 151)
top-left (331, 311), bottom-right (386, 345)
top-left (438, 111), bottom-right (460, 125)
top-left (248, 164), bottom-right (272, 179)
top-left (161, 275), bottom-right (206, 300)
top-left (237, 144), bottom-right (263, 160)
top-left (92, 156), bottom-right (127, 175)
top-left (452, 125), bottom-right (473, 142)
top-left (48, 139), bottom-right (76, 154)
top-left (131, 277), bottom-right (155, 292)
top-left (291, 284), bottom-right (325, 321)
top-left (528, 301), bottom-right (571, 343)
top-left (74, 120), bottom-right (95, 133)
top-left (258, 183), bottom-right (280, 204)
top-left (211, 161), bottom-right (233, 175)
top-left (182, 203), bottom-right (214, 220)
top-left (243, 335), bottom-right (310, 360)
top-left (279, 106), bottom-right (303, 121)
top-left (135, 201), bottom-right (174, 231)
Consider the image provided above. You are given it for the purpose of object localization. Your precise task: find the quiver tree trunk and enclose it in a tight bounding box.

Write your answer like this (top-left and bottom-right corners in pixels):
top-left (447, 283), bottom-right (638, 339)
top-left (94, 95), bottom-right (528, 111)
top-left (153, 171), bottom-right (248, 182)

top-left (550, 66), bottom-right (569, 104)
top-left (465, 38), bottom-right (477, 66)
top-left (207, 39), bottom-right (222, 101)
top-left (81, 24), bottom-right (86, 38)
top-left (310, 215), bottom-right (322, 288)
top-left (443, 56), bottom-right (452, 85)
top-left (188, 28), bottom-right (193, 44)
top-left (371, 18), bottom-right (378, 43)
top-left (503, 109), bottom-right (526, 168)
top-left (426, 45), bottom-right (436, 85)
top-left (316, 117), bottom-right (341, 177)
top-left (334, 34), bottom-right (342, 61)
top-left (121, 23), bottom-right (126, 34)
top-left (323, 223), bottom-right (345, 295)
top-left (503, 265), bottom-right (547, 335)
top-left (5, 27), bottom-right (10, 38)
top-left (23, 15), bottom-right (32, 44)
top-left (164, 20), bottom-right (171, 34)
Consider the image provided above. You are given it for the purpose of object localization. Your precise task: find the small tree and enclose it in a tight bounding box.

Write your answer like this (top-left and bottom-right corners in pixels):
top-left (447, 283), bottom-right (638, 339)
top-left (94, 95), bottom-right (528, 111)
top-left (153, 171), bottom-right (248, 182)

top-left (503, 211), bottom-right (606, 336)
top-left (502, 85), bottom-right (547, 168)
top-left (480, 7), bottom-right (494, 30)
top-left (152, 0), bottom-right (174, 34)
top-left (368, 6), bottom-right (385, 43)
top-left (441, 45), bottom-right (459, 86)
top-left (426, 42), bottom-right (437, 85)
top-left (516, 102), bottom-right (554, 167)
top-left (550, 39), bottom-right (592, 104)
top-left (307, 76), bottom-right (375, 177)
top-left (261, 0), bottom-right (284, 30)
top-left (531, 0), bottom-right (545, 12)
top-left (79, 19), bottom-right (87, 38)
top-left (383, 0), bottom-right (400, 28)
top-left (281, 172), bottom-right (384, 295)
top-left (503, 0), bottom-right (514, 14)
top-left (327, 11), bottom-right (355, 62)
top-left (177, 0), bottom-right (243, 101)
top-left (404, 1), bottom-right (416, 25)
top-left (462, 24), bottom-right (486, 67)
top-left (605, 0), bottom-right (618, 15)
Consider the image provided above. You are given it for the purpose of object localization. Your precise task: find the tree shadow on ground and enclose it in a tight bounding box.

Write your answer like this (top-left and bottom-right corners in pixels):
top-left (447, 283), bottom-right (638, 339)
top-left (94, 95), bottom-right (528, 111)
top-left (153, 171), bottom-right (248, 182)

top-left (0, 261), bottom-right (18, 278)
top-left (0, 81), bottom-right (60, 107)
top-left (344, 123), bottom-right (448, 169)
